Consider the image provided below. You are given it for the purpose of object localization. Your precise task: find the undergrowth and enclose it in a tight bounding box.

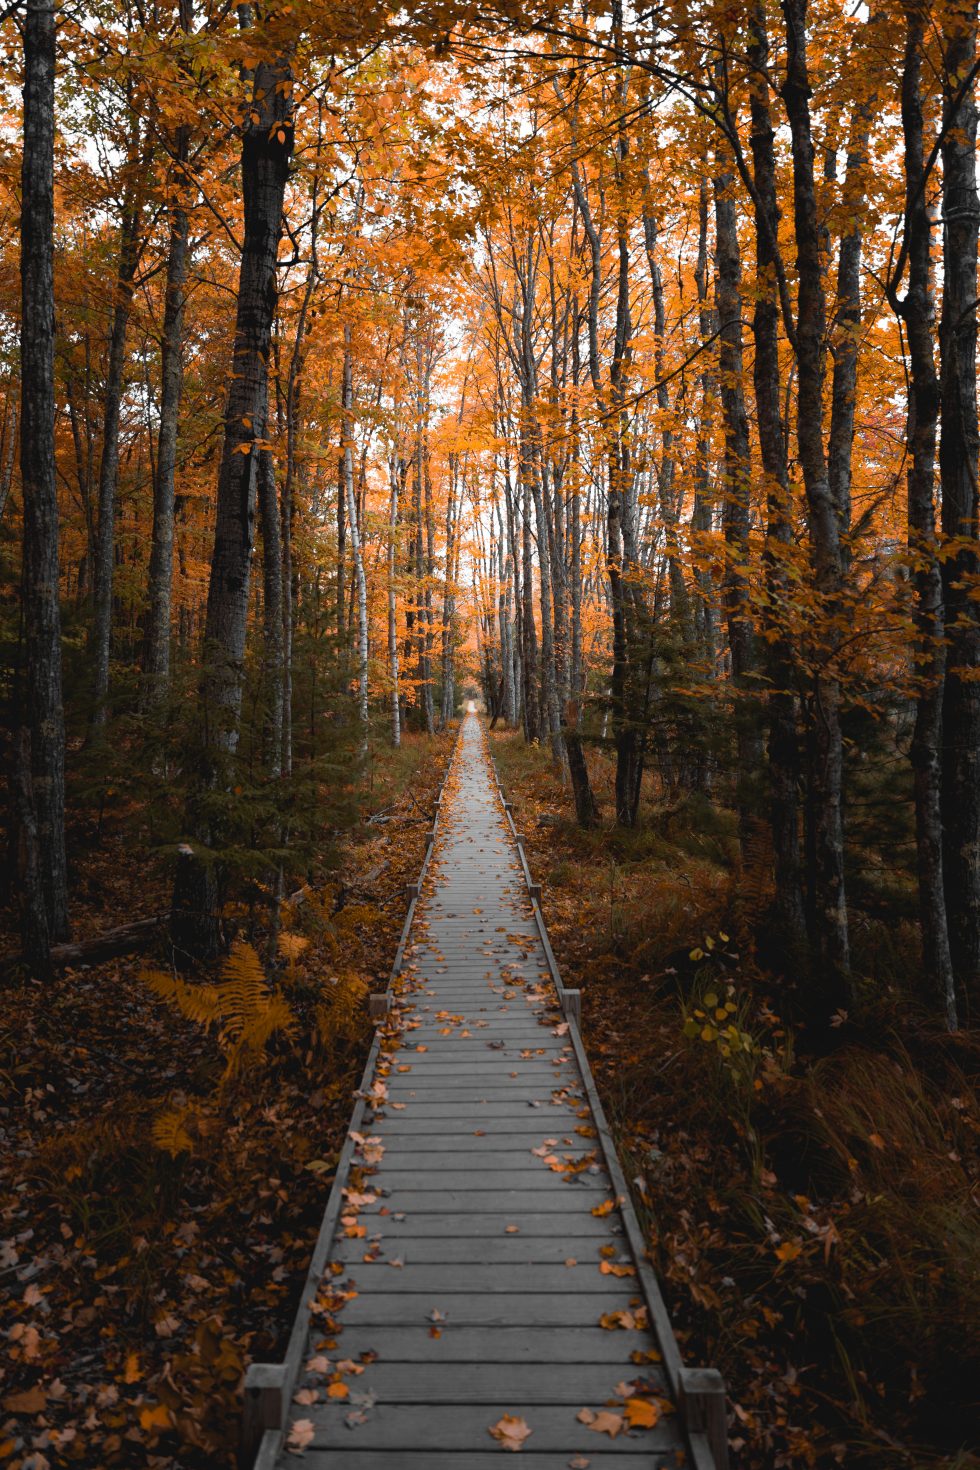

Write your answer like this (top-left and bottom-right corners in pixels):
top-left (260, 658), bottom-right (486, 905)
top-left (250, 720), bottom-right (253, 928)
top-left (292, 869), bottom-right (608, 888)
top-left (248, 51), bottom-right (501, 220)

top-left (492, 726), bottom-right (980, 1470)
top-left (0, 725), bottom-right (454, 1469)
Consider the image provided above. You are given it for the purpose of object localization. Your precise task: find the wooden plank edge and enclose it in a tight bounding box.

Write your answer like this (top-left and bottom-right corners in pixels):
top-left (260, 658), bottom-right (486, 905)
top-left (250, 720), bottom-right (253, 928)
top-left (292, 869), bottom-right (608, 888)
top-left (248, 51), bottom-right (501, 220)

top-left (241, 730), bottom-right (460, 1467)
top-left (487, 735), bottom-right (729, 1470)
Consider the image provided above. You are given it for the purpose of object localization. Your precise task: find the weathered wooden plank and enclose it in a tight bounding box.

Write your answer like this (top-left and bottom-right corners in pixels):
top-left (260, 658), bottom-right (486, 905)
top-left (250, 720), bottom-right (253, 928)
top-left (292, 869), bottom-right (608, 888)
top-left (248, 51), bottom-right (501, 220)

top-left (329, 1263), bottom-right (631, 1294)
top-left (330, 1212), bottom-right (622, 1238)
top-left (330, 1235), bottom-right (621, 1264)
top-left (365, 1147), bottom-right (593, 1168)
top-left (337, 1291), bottom-right (637, 1327)
top-left (286, 1455), bottom-right (665, 1469)
top-left (293, 1403), bottom-right (681, 1453)
top-left (366, 1169), bottom-right (608, 1192)
top-left (306, 1325), bottom-right (653, 1364)
top-left (290, 1362), bottom-right (667, 1403)
top-left (358, 1192), bottom-right (607, 1215)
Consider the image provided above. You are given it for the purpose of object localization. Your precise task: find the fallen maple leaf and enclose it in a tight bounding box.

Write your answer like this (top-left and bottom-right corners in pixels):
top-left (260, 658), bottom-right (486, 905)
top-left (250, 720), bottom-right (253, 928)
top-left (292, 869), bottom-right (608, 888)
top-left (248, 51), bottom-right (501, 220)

top-left (623, 1397), bottom-right (660, 1429)
top-left (138, 1403), bottom-right (172, 1431)
top-left (488, 1414), bottom-right (533, 1451)
top-left (287, 1418), bottom-right (315, 1453)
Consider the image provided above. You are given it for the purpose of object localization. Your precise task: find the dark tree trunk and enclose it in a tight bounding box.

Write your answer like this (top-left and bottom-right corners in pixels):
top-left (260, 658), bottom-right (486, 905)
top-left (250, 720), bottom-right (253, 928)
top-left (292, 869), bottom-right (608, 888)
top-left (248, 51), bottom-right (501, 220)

top-left (781, 0), bottom-right (851, 999)
top-left (171, 47), bottom-right (293, 962)
top-left (258, 441), bottom-right (285, 777)
top-left (748, 5), bottom-right (807, 953)
top-left (19, 0), bottom-right (69, 946)
top-left (894, 4), bottom-right (958, 1027)
top-left (90, 184), bottom-right (142, 735)
top-left (939, 0), bottom-right (980, 1008)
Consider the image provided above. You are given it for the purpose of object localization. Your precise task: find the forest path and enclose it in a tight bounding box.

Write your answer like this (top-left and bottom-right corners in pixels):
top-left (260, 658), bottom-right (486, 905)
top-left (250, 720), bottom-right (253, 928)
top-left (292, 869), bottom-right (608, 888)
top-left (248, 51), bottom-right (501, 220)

top-left (257, 714), bottom-right (722, 1469)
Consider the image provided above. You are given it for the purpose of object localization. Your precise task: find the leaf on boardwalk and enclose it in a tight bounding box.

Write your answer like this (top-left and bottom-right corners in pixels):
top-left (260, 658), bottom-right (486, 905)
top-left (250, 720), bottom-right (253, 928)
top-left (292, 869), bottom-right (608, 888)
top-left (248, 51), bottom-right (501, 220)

top-left (287, 1418), bottom-right (315, 1453)
top-left (489, 1414), bottom-right (532, 1451)
top-left (577, 1407), bottom-right (623, 1438)
top-left (623, 1397), bottom-right (660, 1428)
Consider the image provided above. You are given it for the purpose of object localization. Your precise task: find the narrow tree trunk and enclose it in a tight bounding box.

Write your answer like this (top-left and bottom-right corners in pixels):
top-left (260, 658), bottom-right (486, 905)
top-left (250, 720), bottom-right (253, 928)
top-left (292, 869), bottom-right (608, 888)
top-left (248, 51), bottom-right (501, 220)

top-left (748, 5), bottom-right (807, 951)
top-left (939, 0), bottom-right (980, 1007)
top-left (258, 441), bottom-right (284, 777)
top-left (141, 132), bottom-right (190, 708)
top-left (19, 0), bottom-right (68, 946)
top-left (344, 331), bottom-right (369, 742)
top-left (90, 186), bottom-right (142, 735)
top-left (0, 389), bottom-right (17, 523)
top-left (387, 454), bottom-right (401, 746)
top-left (714, 149), bottom-right (762, 858)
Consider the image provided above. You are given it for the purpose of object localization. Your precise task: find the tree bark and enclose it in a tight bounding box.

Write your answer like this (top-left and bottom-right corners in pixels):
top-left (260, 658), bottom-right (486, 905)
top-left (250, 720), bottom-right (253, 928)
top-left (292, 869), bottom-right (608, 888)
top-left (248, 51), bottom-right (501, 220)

top-left (894, 3), bottom-right (958, 1027)
top-left (19, 0), bottom-right (69, 945)
top-left (90, 175), bottom-right (143, 735)
top-left (781, 0), bottom-right (851, 997)
top-left (714, 146), bottom-right (762, 859)
top-left (939, 0), bottom-right (980, 1007)
top-left (141, 130), bottom-right (190, 708)
top-left (748, 5), bottom-right (807, 952)
top-left (171, 44), bottom-right (293, 961)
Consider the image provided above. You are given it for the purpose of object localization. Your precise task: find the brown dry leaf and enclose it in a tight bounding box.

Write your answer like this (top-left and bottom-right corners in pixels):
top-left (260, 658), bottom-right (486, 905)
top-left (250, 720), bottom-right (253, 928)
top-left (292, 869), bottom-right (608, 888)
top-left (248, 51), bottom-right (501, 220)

top-left (488, 1414), bottom-right (533, 1451)
top-left (287, 1417), bottom-right (315, 1453)
top-left (327, 1382), bottom-right (350, 1399)
top-left (591, 1198), bottom-right (616, 1218)
top-left (586, 1409), bottom-right (624, 1438)
top-left (3, 1386), bottom-right (47, 1415)
top-left (139, 1403), bottom-right (172, 1431)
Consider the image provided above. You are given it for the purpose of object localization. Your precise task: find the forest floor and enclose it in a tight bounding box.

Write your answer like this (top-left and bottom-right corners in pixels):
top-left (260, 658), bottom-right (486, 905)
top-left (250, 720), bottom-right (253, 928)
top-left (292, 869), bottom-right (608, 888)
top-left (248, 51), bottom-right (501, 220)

top-left (491, 728), bottom-right (980, 1470)
top-left (0, 726), bottom-right (454, 1470)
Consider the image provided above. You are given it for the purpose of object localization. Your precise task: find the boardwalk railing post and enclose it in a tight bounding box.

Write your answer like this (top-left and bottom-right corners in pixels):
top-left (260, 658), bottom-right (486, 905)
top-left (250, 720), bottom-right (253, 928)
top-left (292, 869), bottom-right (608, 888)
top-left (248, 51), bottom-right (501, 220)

top-left (562, 988), bottom-right (581, 1025)
top-left (679, 1366), bottom-right (729, 1470)
top-left (241, 1362), bottom-right (286, 1466)
top-left (368, 993), bottom-right (390, 1021)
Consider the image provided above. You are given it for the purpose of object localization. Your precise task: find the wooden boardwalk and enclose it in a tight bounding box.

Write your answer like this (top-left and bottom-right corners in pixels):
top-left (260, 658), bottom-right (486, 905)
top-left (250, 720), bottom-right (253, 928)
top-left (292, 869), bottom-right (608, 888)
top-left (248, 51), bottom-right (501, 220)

top-left (246, 714), bottom-right (727, 1470)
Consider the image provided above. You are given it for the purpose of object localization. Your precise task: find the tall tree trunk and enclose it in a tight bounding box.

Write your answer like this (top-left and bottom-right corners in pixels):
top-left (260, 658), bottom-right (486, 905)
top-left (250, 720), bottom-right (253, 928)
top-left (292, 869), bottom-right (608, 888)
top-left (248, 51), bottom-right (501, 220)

top-left (387, 454), bottom-right (401, 746)
top-left (714, 147), bottom-right (762, 859)
top-left (782, 0), bottom-right (851, 998)
top-left (19, 0), bottom-right (69, 947)
top-left (258, 440), bottom-right (284, 777)
top-left (939, 0), bottom-right (980, 1008)
top-left (90, 178), bottom-right (142, 736)
top-left (171, 46), bottom-right (293, 961)
top-left (343, 330), bottom-right (369, 742)
top-left (748, 5), bottom-right (807, 951)
top-left (893, 4), bottom-right (957, 1027)
top-left (141, 123), bottom-right (190, 709)
top-left (0, 388), bottom-right (17, 523)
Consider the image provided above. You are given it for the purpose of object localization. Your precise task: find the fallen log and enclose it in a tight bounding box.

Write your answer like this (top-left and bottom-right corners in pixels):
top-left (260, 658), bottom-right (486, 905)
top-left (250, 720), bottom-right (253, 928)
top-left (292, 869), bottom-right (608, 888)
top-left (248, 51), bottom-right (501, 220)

top-left (1, 915), bottom-right (166, 976)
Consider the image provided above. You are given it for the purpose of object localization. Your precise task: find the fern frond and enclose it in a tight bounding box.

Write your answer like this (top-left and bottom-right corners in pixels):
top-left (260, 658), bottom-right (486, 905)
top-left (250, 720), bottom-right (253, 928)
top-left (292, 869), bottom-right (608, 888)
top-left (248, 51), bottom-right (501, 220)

top-left (152, 1106), bottom-right (195, 1157)
top-left (215, 941), bottom-right (270, 1044)
top-left (142, 969), bottom-right (221, 1028)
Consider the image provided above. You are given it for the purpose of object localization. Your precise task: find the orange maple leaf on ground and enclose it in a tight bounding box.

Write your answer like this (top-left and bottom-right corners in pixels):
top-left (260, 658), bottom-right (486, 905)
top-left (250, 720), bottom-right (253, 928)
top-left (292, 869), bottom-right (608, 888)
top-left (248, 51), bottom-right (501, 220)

top-left (488, 1414), bottom-right (533, 1451)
